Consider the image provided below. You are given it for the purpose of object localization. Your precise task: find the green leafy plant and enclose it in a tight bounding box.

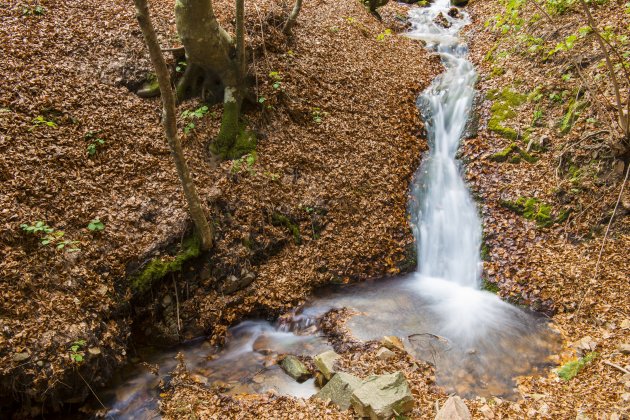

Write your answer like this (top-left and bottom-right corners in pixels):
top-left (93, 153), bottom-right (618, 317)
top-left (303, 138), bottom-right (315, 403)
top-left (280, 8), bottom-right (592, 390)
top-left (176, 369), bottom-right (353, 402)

top-left (376, 29), bottom-right (392, 41)
top-left (30, 116), bottom-right (57, 130)
top-left (84, 131), bottom-right (106, 156)
top-left (231, 152), bottom-right (257, 174)
top-left (532, 109), bottom-right (544, 126)
top-left (557, 352), bottom-right (597, 380)
top-left (22, 4), bottom-right (46, 16)
top-left (181, 105), bottom-right (209, 135)
top-left (87, 218), bottom-right (105, 232)
top-left (269, 71), bottom-right (283, 90)
top-left (311, 108), bottom-right (327, 124)
top-left (69, 340), bottom-right (86, 363)
top-left (20, 221), bottom-right (80, 251)
top-left (175, 61), bottom-right (187, 73)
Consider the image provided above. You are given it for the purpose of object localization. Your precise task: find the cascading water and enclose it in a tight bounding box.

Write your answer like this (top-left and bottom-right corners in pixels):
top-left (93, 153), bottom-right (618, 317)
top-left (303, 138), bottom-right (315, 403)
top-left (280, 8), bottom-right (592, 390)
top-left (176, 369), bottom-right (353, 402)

top-left (103, 3), bottom-right (559, 417)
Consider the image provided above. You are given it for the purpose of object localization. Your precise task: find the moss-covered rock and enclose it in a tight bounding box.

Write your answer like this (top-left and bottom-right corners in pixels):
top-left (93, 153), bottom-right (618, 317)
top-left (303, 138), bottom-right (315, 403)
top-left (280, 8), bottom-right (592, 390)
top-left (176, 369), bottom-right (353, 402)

top-left (489, 143), bottom-right (537, 164)
top-left (560, 99), bottom-right (588, 135)
top-left (487, 88), bottom-right (527, 140)
top-left (272, 213), bottom-right (302, 245)
top-left (130, 235), bottom-right (201, 294)
top-left (500, 197), bottom-right (570, 227)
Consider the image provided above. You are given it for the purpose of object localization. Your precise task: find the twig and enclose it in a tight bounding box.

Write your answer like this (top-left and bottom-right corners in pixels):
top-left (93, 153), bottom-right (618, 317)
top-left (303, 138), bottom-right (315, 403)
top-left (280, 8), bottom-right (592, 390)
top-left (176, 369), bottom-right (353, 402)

top-left (575, 162), bottom-right (630, 320)
top-left (173, 275), bottom-right (181, 334)
top-left (77, 370), bottom-right (106, 411)
top-left (603, 360), bottom-right (630, 374)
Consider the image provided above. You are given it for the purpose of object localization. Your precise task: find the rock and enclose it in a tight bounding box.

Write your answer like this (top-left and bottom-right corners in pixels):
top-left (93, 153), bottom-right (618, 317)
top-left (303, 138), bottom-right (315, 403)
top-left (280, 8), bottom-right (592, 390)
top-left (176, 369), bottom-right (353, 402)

top-left (314, 350), bottom-right (340, 380)
top-left (314, 372), bottom-right (362, 410)
top-left (280, 355), bottom-right (311, 383)
top-left (350, 372), bottom-right (414, 419)
top-left (619, 343), bottom-right (630, 355)
top-left (433, 12), bottom-right (451, 29)
top-left (221, 271), bottom-right (256, 294)
top-left (376, 347), bottom-right (395, 361)
top-left (381, 336), bottom-right (405, 351)
top-left (480, 404), bottom-right (495, 419)
top-left (448, 7), bottom-right (462, 18)
top-left (452, 0), bottom-right (468, 6)
top-left (574, 336), bottom-right (597, 353)
top-left (13, 352), bottom-right (30, 362)
top-left (435, 396), bottom-right (471, 420)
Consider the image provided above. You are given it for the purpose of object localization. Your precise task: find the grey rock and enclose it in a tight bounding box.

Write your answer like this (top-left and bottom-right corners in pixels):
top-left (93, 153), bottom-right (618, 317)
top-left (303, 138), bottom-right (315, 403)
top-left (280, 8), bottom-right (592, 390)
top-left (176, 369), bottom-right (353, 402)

top-left (280, 355), bottom-right (311, 383)
top-left (618, 343), bottom-right (630, 355)
top-left (314, 350), bottom-right (340, 380)
top-left (435, 396), bottom-right (471, 420)
top-left (13, 352), bottom-right (30, 362)
top-left (376, 347), bottom-right (396, 361)
top-left (314, 372), bottom-right (362, 410)
top-left (351, 372), bottom-right (414, 419)
top-left (221, 271), bottom-right (256, 294)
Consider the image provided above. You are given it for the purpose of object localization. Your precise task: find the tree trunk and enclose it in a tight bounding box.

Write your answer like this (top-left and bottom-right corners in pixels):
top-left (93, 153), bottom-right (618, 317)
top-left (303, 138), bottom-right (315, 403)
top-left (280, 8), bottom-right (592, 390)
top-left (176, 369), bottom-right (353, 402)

top-left (283, 0), bottom-right (303, 35)
top-left (134, 0), bottom-right (214, 251)
top-left (175, 0), bottom-right (245, 158)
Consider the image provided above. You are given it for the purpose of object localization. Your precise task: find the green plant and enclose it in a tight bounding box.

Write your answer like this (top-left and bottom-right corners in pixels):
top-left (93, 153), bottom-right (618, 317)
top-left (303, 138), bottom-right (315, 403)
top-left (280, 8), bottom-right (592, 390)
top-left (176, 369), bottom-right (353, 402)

top-left (532, 109), bottom-right (544, 126)
top-left (546, 0), bottom-right (575, 15)
top-left (376, 29), bottom-right (392, 41)
top-left (269, 71), bottom-right (283, 90)
top-left (22, 4), bottom-right (46, 15)
top-left (557, 352), bottom-right (597, 380)
top-left (87, 218), bottom-right (105, 232)
top-left (20, 221), bottom-right (80, 251)
top-left (181, 105), bottom-right (209, 134)
top-left (84, 131), bottom-right (106, 156)
top-left (231, 152), bottom-right (257, 174)
top-left (312, 108), bottom-right (327, 124)
top-left (30, 116), bottom-right (57, 130)
top-left (69, 340), bottom-right (86, 363)
top-left (175, 61), bottom-right (187, 73)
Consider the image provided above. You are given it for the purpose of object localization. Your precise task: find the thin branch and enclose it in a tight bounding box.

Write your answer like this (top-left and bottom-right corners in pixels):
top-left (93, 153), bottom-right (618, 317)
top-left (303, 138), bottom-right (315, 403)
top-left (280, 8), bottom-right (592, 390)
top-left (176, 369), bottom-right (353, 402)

top-left (603, 360), bottom-right (630, 374)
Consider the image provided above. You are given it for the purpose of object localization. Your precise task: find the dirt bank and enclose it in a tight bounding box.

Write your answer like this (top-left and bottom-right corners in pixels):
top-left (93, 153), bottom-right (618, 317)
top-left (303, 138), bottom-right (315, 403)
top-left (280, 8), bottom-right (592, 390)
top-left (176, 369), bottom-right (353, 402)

top-left (0, 0), bottom-right (439, 415)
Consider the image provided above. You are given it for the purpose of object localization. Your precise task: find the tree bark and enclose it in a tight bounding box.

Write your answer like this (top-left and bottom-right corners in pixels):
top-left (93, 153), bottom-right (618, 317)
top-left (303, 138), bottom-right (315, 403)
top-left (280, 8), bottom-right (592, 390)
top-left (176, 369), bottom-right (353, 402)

top-left (134, 0), bottom-right (214, 251)
top-left (283, 0), bottom-right (303, 35)
top-left (175, 0), bottom-right (243, 157)
top-left (236, 0), bottom-right (246, 81)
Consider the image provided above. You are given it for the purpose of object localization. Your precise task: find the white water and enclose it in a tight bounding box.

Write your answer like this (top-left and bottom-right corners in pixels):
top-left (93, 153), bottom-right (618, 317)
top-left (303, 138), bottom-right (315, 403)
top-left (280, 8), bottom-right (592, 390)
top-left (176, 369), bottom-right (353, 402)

top-left (103, 3), bottom-right (559, 417)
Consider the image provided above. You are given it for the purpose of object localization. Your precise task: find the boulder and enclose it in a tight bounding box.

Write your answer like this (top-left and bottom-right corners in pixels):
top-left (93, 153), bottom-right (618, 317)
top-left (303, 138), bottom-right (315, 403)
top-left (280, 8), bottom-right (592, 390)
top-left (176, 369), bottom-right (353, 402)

top-left (280, 355), bottom-right (311, 383)
top-left (376, 347), bottom-right (396, 361)
top-left (351, 372), bottom-right (414, 419)
top-left (314, 372), bottom-right (362, 410)
top-left (314, 350), bottom-right (340, 380)
top-left (381, 336), bottom-right (405, 351)
top-left (435, 396), bottom-right (471, 420)
top-left (434, 12), bottom-right (451, 29)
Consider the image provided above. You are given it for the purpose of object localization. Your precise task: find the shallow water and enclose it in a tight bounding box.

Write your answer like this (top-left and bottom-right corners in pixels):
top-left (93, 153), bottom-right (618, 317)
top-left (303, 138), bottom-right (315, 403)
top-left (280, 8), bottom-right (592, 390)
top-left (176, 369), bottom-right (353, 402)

top-left (102, 2), bottom-right (560, 417)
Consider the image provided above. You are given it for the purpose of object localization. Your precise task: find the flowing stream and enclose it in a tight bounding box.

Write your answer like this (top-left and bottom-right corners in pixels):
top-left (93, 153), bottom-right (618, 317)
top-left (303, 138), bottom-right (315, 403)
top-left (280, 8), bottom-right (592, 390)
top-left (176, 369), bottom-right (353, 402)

top-left (103, 2), bottom-right (559, 418)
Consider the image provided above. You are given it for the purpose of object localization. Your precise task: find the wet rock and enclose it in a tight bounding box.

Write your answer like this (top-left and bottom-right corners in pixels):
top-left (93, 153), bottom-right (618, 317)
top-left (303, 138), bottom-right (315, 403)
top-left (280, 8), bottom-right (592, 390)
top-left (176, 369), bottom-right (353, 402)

top-left (376, 347), bottom-right (395, 361)
top-left (408, 333), bottom-right (450, 365)
top-left (435, 396), bottom-right (471, 420)
top-left (314, 372), bottom-right (362, 410)
top-left (434, 12), bottom-right (451, 28)
top-left (221, 270), bottom-right (256, 294)
top-left (280, 355), bottom-right (311, 383)
top-left (381, 336), bottom-right (405, 351)
top-left (480, 404), bottom-right (495, 419)
top-left (350, 372), bottom-right (414, 419)
top-left (314, 350), bottom-right (340, 380)
top-left (452, 0), bottom-right (468, 6)
top-left (448, 7), bottom-right (462, 18)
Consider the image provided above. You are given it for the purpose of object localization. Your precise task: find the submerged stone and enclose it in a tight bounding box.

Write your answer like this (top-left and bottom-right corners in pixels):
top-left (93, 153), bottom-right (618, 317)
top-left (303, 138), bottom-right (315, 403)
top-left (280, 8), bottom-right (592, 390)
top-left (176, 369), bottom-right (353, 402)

top-left (314, 372), bottom-right (362, 410)
top-left (350, 372), bottom-right (414, 419)
top-left (381, 336), bottom-right (405, 351)
top-left (435, 396), bottom-right (471, 420)
top-left (280, 355), bottom-right (311, 383)
top-left (314, 350), bottom-right (340, 381)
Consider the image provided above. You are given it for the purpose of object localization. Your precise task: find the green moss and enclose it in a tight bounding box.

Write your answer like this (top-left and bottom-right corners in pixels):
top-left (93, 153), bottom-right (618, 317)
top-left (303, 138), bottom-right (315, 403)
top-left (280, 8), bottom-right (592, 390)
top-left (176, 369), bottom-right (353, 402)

top-left (557, 352), bottom-right (598, 381)
top-left (227, 129), bottom-right (257, 159)
top-left (490, 66), bottom-right (505, 78)
top-left (487, 88), bottom-right (527, 140)
top-left (560, 99), bottom-right (588, 134)
top-left (501, 197), bottom-right (566, 227)
top-left (490, 143), bottom-right (538, 164)
top-left (130, 235), bottom-right (201, 294)
top-left (480, 242), bottom-right (490, 261)
top-left (272, 213), bottom-right (301, 245)
top-left (211, 99), bottom-right (241, 158)
top-left (481, 279), bottom-right (500, 294)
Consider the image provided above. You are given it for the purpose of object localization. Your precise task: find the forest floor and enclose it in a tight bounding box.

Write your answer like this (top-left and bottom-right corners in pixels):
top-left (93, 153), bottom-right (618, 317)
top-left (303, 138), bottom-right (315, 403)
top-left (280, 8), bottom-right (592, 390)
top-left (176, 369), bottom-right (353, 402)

top-left (1, 0), bottom-right (629, 418)
top-left (0, 0), bottom-right (440, 416)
